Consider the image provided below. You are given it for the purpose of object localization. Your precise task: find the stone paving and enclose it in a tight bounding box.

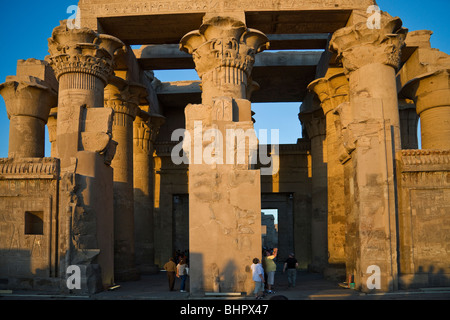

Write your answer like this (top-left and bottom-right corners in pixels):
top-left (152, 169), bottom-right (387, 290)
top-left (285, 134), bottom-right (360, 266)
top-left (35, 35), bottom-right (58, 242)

top-left (2, 270), bottom-right (450, 301)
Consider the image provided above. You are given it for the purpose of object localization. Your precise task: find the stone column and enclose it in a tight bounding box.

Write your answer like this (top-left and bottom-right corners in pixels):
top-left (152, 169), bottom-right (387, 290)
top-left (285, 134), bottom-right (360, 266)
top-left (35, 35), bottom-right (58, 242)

top-left (403, 69), bottom-right (450, 150)
top-left (329, 13), bottom-right (407, 292)
top-left (48, 21), bottom-right (125, 293)
top-left (48, 21), bottom-right (125, 169)
top-left (180, 16), bottom-right (268, 295)
top-left (47, 107), bottom-right (59, 157)
top-left (104, 76), bottom-right (148, 281)
top-left (0, 77), bottom-right (57, 158)
top-left (299, 108), bottom-right (327, 273)
top-left (133, 106), bottom-right (165, 274)
top-left (308, 70), bottom-right (349, 279)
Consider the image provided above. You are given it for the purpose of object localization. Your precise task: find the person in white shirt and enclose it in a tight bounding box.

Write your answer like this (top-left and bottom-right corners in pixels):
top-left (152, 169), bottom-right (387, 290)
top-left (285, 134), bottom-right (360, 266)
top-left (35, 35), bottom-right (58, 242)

top-left (176, 257), bottom-right (188, 292)
top-left (251, 258), bottom-right (265, 299)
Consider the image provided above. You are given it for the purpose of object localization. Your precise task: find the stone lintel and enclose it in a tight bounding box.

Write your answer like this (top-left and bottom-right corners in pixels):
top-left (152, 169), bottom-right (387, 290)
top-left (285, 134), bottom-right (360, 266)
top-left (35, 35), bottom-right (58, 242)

top-left (153, 51), bottom-right (324, 105)
top-left (136, 46), bottom-right (322, 70)
top-left (79, 0), bottom-right (375, 43)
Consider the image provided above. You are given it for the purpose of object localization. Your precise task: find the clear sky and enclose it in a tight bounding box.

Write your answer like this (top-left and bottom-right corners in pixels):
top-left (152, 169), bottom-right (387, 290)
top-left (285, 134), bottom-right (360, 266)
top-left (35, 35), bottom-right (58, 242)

top-left (0, 0), bottom-right (449, 158)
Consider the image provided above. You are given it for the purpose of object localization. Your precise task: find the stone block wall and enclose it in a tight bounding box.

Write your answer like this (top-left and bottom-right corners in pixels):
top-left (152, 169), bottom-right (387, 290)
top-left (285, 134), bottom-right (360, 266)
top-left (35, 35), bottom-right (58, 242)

top-left (0, 158), bottom-right (60, 291)
top-left (396, 150), bottom-right (450, 288)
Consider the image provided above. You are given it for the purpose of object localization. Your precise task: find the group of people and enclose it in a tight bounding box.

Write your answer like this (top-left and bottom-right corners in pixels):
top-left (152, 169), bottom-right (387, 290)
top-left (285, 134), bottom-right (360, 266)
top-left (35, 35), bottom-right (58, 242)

top-left (163, 252), bottom-right (189, 292)
top-left (251, 248), bottom-right (298, 299)
top-left (163, 247), bottom-right (299, 298)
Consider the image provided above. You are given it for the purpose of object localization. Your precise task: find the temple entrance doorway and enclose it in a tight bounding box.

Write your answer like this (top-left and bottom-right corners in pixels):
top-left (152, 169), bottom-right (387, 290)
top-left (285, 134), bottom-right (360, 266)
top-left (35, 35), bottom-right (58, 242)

top-left (172, 194), bottom-right (189, 258)
top-left (261, 193), bottom-right (294, 264)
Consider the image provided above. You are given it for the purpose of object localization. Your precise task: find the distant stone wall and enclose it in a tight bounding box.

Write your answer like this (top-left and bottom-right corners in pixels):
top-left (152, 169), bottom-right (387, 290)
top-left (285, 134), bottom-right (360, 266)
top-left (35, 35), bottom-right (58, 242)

top-left (261, 212), bottom-right (277, 249)
top-left (0, 158), bottom-right (60, 291)
top-left (396, 150), bottom-right (450, 288)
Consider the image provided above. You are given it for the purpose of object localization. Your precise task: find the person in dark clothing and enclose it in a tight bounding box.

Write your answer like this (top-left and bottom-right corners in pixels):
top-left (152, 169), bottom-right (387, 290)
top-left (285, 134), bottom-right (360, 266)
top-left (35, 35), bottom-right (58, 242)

top-left (163, 257), bottom-right (177, 291)
top-left (283, 253), bottom-right (298, 288)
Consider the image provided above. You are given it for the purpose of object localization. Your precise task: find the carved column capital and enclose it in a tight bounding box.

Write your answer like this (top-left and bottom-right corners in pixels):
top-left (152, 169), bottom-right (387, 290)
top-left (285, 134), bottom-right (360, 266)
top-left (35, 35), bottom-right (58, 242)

top-left (0, 76), bottom-right (57, 158)
top-left (180, 16), bottom-right (269, 103)
top-left (0, 76), bottom-right (57, 122)
top-left (299, 109), bottom-right (326, 139)
top-left (402, 68), bottom-right (450, 115)
top-left (134, 108), bottom-right (166, 153)
top-left (126, 83), bottom-right (149, 117)
top-left (329, 14), bottom-right (407, 74)
top-left (308, 72), bottom-right (349, 115)
top-left (104, 76), bottom-right (148, 120)
top-left (48, 21), bottom-right (125, 85)
top-left (180, 16), bottom-right (269, 78)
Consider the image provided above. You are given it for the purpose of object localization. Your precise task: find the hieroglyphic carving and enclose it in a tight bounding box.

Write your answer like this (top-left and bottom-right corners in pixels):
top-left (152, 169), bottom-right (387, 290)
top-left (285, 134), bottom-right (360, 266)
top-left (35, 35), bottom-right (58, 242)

top-left (0, 196), bottom-right (53, 277)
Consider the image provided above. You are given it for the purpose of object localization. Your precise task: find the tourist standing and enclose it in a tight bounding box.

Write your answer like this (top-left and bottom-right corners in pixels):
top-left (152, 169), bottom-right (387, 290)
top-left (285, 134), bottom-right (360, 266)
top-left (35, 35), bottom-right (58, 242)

top-left (177, 257), bottom-right (188, 292)
top-left (163, 257), bottom-right (177, 291)
top-left (283, 253), bottom-right (298, 288)
top-left (263, 248), bottom-right (278, 294)
top-left (251, 258), bottom-right (265, 299)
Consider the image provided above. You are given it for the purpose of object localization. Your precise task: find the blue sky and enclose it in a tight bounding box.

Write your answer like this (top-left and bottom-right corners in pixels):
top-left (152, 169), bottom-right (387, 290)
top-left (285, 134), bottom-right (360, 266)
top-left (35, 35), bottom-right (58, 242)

top-left (0, 0), bottom-right (449, 158)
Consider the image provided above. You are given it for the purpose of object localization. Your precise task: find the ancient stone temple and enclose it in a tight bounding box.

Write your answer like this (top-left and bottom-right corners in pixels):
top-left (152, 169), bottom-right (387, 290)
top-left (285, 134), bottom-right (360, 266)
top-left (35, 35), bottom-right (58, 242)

top-left (0, 0), bottom-right (449, 295)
